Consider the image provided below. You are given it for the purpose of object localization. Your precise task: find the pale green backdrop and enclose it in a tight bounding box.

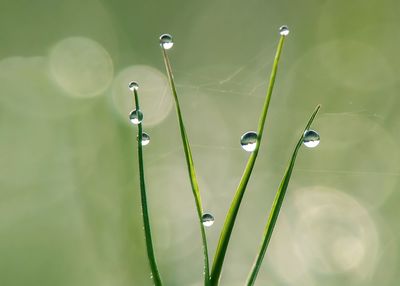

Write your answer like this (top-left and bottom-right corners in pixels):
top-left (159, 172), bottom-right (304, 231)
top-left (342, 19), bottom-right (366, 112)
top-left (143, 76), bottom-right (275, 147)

top-left (0, 0), bottom-right (399, 285)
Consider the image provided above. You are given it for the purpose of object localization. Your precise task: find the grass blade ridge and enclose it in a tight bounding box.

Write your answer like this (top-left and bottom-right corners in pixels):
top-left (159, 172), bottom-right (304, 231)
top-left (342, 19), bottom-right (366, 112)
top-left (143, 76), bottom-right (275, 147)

top-left (161, 47), bottom-right (211, 285)
top-left (210, 34), bottom-right (287, 285)
top-left (246, 104), bottom-right (321, 285)
top-left (133, 87), bottom-right (163, 286)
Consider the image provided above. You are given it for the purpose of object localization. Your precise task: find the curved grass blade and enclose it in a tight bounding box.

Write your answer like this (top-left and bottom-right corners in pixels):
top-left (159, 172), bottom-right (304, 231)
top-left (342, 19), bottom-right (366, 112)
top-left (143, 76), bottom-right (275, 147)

top-left (246, 104), bottom-right (321, 286)
top-left (161, 48), bottom-right (211, 285)
top-left (133, 88), bottom-right (163, 286)
top-left (210, 34), bottom-right (287, 286)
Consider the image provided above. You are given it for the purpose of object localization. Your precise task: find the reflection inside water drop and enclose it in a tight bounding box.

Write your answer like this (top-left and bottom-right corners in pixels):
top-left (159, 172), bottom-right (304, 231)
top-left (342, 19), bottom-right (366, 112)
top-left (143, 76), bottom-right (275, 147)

top-left (202, 213), bottom-right (214, 227)
top-left (159, 34), bottom-right (174, 49)
top-left (129, 109), bottom-right (143, 125)
top-left (279, 25), bottom-right (290, 36)
top-left (303, 130), bottom-right (320, 148)
top-left (128, 81), bottom-right (139, 91)
top-left (240, 131), bottom-right (258, 152)
top-left (138, 132), bottom-right (150, 146)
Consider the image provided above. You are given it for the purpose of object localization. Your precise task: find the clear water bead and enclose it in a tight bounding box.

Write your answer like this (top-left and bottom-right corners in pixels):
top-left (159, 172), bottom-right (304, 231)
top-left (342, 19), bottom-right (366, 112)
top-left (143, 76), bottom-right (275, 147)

top-left (138, 132), bottom-right (150, 146)
top-left (279, 25), bottom-right (290, 36)
top-left (303, 130), bottom-right (320, 148)
top-left (129, 109), bottom-right (144, 125)
top-left (202, 213), bottom-right (214, 227)
top-left (240, 131), bottom-right (258, 152)
top-left (128, 81), bottom-right (139, 91)
top-left (159, 34), bottom-right (174, 49)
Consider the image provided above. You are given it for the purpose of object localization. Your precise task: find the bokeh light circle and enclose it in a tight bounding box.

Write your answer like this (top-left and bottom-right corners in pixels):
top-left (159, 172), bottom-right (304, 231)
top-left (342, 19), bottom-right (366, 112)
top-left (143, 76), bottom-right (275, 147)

top-left (293, 187), bottom-right (379, 276)
top-left (49, 37), bottom-right (114, 98)
top-left (111, 65), bottom-right (173, 127)
top-left (267, 186), bottom-right (380, 285)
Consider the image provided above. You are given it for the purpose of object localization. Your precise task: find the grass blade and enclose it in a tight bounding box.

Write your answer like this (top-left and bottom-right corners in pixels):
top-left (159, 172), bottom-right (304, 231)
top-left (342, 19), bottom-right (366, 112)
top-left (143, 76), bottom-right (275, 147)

top-left (161, 48), bottom-right (210, 285)
top-left (246, 104), bottom-right (321, 286)
top-left (133, 87), bottom-right (163, 285)
top-left (210, 34), bottom-right (287, 285)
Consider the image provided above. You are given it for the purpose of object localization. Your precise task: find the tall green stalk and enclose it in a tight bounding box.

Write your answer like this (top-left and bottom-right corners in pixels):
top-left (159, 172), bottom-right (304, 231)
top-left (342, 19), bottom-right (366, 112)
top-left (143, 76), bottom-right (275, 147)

top-left (133, 87), bottom-right (163, 286)
top-left (246, 104), bottom-right (321, 285)
top-left (161, 47), bottom-right (211, 286)
top-left (210, 35), bottom-right (287, 286)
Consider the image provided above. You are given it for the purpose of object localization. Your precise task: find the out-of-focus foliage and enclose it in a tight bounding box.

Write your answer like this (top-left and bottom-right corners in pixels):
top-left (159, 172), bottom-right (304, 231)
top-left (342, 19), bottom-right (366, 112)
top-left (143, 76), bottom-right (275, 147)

top-left (0, 0), bottom-right (399, 285)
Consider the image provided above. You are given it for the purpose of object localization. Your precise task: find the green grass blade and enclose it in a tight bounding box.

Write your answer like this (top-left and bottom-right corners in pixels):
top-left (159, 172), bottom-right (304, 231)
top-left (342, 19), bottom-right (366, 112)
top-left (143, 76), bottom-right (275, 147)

top-left (210, 35), bottom-right (287, 286)
top-left (246, 104), bottom-right (321, 286)
top-left (161, 48), bottom-right (210, 286)
top-left (133, 88), bottom-right (163, 286)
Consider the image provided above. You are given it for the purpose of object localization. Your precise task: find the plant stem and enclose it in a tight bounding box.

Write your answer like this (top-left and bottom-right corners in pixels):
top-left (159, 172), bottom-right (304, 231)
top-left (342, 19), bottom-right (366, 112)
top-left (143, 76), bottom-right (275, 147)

top-left (246, 104), bottom-right (321, 286)
top-left (134, 89), bottom-right (163, 286)
top-left (161, 48), bottom-right (211, 286)
top-left (210, 35), bottom-right (286, 286)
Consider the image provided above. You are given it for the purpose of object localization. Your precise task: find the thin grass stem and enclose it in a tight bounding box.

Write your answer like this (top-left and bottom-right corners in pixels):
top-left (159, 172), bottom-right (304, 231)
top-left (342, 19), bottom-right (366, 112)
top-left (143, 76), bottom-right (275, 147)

top-left (161, 48), bottom-right (211, 286)
top-left (246, 104), bottom-right (321, 286)
top-left (134, 88), bottom-right (163, 286)
top-left (210, 35), bottom-right (286, 286)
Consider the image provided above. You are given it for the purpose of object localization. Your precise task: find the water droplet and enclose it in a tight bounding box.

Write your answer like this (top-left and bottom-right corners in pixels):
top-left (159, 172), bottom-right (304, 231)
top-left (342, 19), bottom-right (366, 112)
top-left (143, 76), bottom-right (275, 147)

top-left (303, 130), bottom-right (320, 148)
top-left (202, 213), bottom-right (214, 227)
top-left (279, 25), bottom-right (290, 36)
top-left (128, 81), bottom-right (139, 91)
top-left (129, 109), bottom-right (144, 125)
top-left (159, 34), bottom-right (174, 49)
top-left (240, 131), bottom-right (258, 152)
top-left (138, 132), bottom-right (150, 146)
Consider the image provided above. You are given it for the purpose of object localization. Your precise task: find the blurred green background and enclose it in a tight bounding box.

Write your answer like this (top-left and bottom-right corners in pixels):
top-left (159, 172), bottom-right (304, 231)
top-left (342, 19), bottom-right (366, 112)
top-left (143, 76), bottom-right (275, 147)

top-left (1, 0), bottom-right (399, 285)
